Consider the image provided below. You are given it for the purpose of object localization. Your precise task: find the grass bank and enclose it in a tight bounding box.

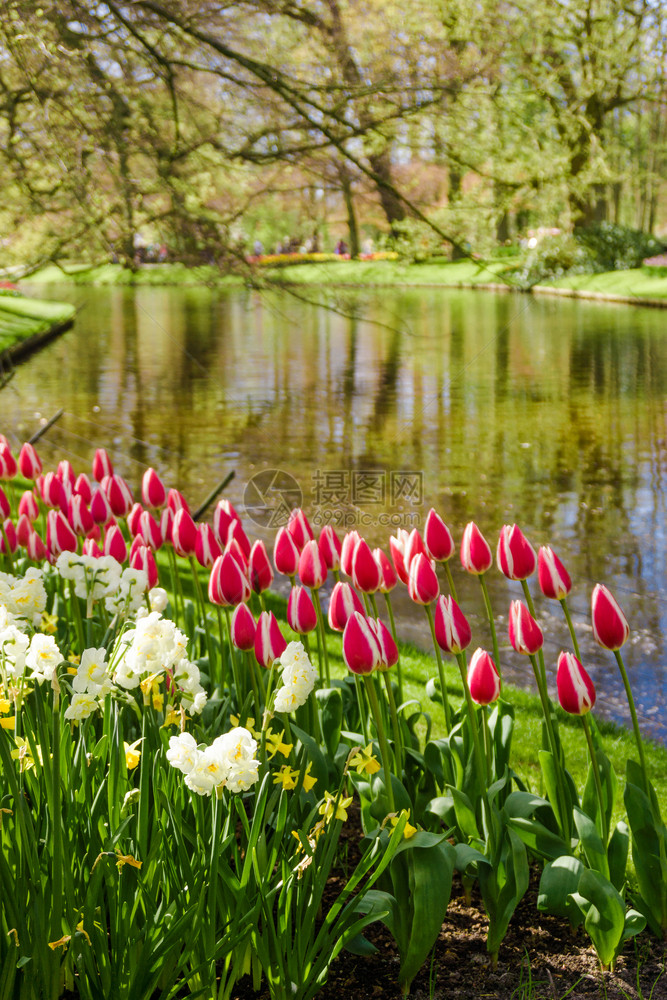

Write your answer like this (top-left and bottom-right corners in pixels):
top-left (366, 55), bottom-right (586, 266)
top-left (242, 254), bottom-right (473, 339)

top-left (0, 294), bottom-right (76, 356)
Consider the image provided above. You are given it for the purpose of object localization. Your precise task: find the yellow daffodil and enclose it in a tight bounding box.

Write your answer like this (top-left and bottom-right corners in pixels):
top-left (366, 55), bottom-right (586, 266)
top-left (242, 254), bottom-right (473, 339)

top-left (123, 738), bottom-right (142, 771)
top-left (390, 810), bottom-right (417, 840)
top-left (230, 714), bottom-right (258, 737)
top-left (349, 744), bottom-right (381, 776)
top-left (0, 716), bottom-right (15, 730)
top-left (0, 697), bottom-right (9, 714)
top-left (161, 704), bottom-right (180, 728)
top-left (301, 762), bottom-right (317, 793)
top-left (48, 935), bottom-right (71, 951)
top-left (318, 790), bottom-right (353, 824)
top-left (273, 765), bottom-right (299, 790)
top-left (67, 653), bottom-right (80, 665)
top-left (115, 851), bottom-right (142, 871)
top-left (41, 612), bottom-right (58, 635)
top-left (266, 728), bottom-right (293, 759)
top-left (10, 737), bottom-right (42, 771)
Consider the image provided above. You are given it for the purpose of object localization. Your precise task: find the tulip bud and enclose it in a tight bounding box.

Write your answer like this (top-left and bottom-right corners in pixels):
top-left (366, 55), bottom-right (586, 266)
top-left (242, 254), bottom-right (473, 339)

top-left (248, 540), bottom-right (274, 593)
top-left (434, 594), bottom-right (471, 654)
top-left (352, 537), bottom-right (382, 594)
top-left (18, 442), bottom-right (42, 480)
top-left (18, 490), bottom-right (39, 523)
top-left (208, 552), bottom-right (251, 606)
top-left (287, 585), bottom-right (318, 634)
top-left (82, 537), bottom-right (102, 558)
top-left (273, 526), bottom-right (300, 577)
top-left (139, 510), bottom-right (164, 552)
top-left (68, 495), bottom-right (94, 537)
top-left (591, 584), bottom-right (630, 651)
top-left (213, 502), bottom-right (234, 547)
top-left (537, 545), bottom-right (572, 600)
top-left (16, 513), bottom-right (32, 547)
top-left (298, 539), bottom-right (327, 589)
top-left (0, 445), bottom-right (17, 480)
top-left (0, 486), bottom-right (9, 521)
top-left (342, 611), bottom-right (382, 674)
top-left (403, 529), bottom-right (426, 573)
top-left (460, 522), bottom-right (493, 575)
top-left (496, 524), bottom-right (537, 581)
top-left (27, 530), bottom-right (46, 561)
top-left (57, 460), bottom-right (76, 501)
top-left (130, 544), bottom-right (158, 589)
top-left (195, 523), bottom-right (221, 567)
top-left (328, 580), bottom-right (365, 632)
top-left (225, 536), bottom-right (249, 572)
top-left (407, 553), bottom-right (439, 605)
top-left (40, 471), bottom-right (66, 512)
top-left (74, 473), bottom-right (92, 505)
top-left (0, 519), bottom-right (17, 554)
top-left (557, 651), bottom-right (596, 715)
top-left (254, 610), bottom-right (287, 668)
top-left (508, 599), bottom-right (543, 655)
top-left (171, 508), bottom-right (198, 558)
top-left (388, 530), bottom-right (408, 584)
top-left (424, 508), bottom-right (455, 562)
top-left (374, 548), bottom-right (397, 593)
top-left (318, 524), bottom-right (342, 571)
top-left (46, 509), bottom-right (77, 557)
top-left (90, 487), bottom-right (113, 525)
top-left (104, 524), bottom-right (128, 563)
top-left (92, 448), bottom-right (113, 483)
top-left (227, 518), bottom-right (251, 560)
top-left (160, 506), bottom-right (174, 545)
top-left (129, 534), bottom-right (144, 563)
top-left (142, 467), bottom-right (167, 509)
top-left (101, 474), bottom-right (134, 518)
top-left (167, 489), bottom-right (190, 515)
top-left (230, 603), bottom-right (256, 651)
top-left (126, 502), bottom-right (144, 537)
top-left (468, 648), bottom-right (501, 705)
top-left (287, 508), bottom-right (313, 551)
top-left (340, 530), bottom-right (361, 577)
top-left (368, 618), bottom-right (399, 669)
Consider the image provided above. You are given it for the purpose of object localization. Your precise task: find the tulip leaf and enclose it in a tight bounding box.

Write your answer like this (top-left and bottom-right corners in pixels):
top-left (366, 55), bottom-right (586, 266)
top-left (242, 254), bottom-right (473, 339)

top-left (488, 699), bottom-right (514, 783)
top-left (447, 785), bottom-right (480, 842)
top-left (583, 748), bottom-right (616, 838)
top-left (507, 816), bottom-right (571, 861)
top-left (569, 868), bottom-right (626, 968)
top-left (537, 856), bottom-right (584, 927)
top-left (478, 828), bottom-right (529, 960)
top-left (607, 821), bottom-right (630, 891)
top-left (395, 839), bottom-right (455, 992)
top-left (623, 766), bottom-right (667, 938)
top-left (315, 687), bottom-right (343, 758)
top-left (573, 806), bottom-right (609, 878)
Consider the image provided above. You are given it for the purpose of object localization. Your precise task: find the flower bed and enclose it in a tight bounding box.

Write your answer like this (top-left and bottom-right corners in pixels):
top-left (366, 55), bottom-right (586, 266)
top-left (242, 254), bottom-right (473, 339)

top-left (0, 440), bottom-right (665, 999)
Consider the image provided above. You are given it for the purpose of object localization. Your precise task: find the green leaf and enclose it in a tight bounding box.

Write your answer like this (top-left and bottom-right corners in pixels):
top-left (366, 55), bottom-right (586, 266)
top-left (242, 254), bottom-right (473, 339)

top-left (573, 806), bottom-right (609, 878)
top-left (571, 868), bottom-right (626, 968)
top-left (507, 817), bottom-right (570, 861)
top-left (447, 786), bottom-right (480, 842)
top-left (395, 840), bottom-right (455, 991)
top-left (537, 856), bottom-right (584, 927)
top-left (316, 687), bottom-right (343, 759)
top-left (623, 767), bottom-right (667, 937)
top-left (607, 821), bottom-right (629, 891)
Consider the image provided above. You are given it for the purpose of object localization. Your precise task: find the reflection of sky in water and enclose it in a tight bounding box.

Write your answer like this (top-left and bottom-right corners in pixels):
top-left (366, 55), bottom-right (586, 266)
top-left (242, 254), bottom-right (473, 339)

top-left (8, 282), bottom-right (667, 743)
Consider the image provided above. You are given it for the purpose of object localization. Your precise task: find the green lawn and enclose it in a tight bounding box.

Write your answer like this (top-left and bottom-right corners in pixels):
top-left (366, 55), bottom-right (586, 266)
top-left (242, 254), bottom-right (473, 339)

top-left (0, 294), bottom-right (76, 353)
top-left (542, 267), bottom-right (667, 300)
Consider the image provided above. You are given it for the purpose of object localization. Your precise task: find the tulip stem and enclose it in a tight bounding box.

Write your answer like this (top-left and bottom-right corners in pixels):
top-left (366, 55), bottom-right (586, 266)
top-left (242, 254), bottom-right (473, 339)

top-left (354, 675), bottom-right (370, 743)
top-left (444, 561), bottom-right (458, 603)
top-left (381, 670), bottom-right (403, 774)
top-left (528, 652), bottom-right (570, 841)
top-left (223, 607), bottom-right (244, 702)
top-left (455, 652), bottom-right (489, 808)
top-left (214, 607), bottom-right (228, 691)
top-left (312, 588), bottom-right (331, 687)
top-left (245, 649), bottom-right (261, 716)
top-left (613, 650), bottom-right (648, 791)
top-left (521, 580), bottom-right (547, 689)
top-left (581, 714), bottom-right (608, 842)
top-left (383, 594), bottom-right (403, 705)
top-left (363, 674), bottom-right (395, 813)
top-left (423, 602), bottom-right (451, 731)
top-left (559, 598), bottom-right (582, 661)
top-left (189, 555), bottom-right (213, 667)
top-left (481, 705), bottom-right (492, 784)
top-left (479, 574), bottom-right (501, 677)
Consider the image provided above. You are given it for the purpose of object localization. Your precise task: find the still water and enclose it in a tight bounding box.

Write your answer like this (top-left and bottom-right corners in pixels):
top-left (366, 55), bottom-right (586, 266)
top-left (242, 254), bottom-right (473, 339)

top-left (8, 281), bottom-right (667, 742)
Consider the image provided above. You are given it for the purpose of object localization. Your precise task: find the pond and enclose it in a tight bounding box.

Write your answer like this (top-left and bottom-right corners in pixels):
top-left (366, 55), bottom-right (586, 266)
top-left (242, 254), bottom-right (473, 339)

top-left (10, 280), bottom-right (667, 743)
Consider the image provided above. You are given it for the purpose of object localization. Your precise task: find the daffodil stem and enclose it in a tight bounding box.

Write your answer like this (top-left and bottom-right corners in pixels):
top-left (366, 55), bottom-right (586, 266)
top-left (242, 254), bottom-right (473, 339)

top-left (384, 593), bottom-right (403, 704)
top-left (424, 602), bottom-right (451, 731)
top-left (312, 588), bottom-right (331, 687)
top-left (363, 674), bottom-right (395, 813)
top-left (479, 574), bottom-right (501, 677)
top-left (614, 649), bottom-right (648, 791)
top-left (581, 713), bottom-right (607, 841)
top-left (559, 597), bottom-right (581, 660)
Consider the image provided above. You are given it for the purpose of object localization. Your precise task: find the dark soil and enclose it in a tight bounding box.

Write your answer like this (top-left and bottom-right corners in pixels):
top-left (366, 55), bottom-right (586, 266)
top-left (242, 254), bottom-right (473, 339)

top-left (231, 803), bottom-right (667, 1000)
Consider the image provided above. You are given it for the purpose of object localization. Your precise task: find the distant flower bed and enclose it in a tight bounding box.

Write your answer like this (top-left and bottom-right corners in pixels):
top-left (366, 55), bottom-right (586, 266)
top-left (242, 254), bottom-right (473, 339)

top-left (248, 251), bottom-right (398, 266)
top-left (0, 281), bottom-right (20, 297)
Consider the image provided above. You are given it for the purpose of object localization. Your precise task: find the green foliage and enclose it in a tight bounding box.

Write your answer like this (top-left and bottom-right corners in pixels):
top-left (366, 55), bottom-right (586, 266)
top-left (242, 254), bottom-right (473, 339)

top-left (575, 224), bottom-right (665, 272)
